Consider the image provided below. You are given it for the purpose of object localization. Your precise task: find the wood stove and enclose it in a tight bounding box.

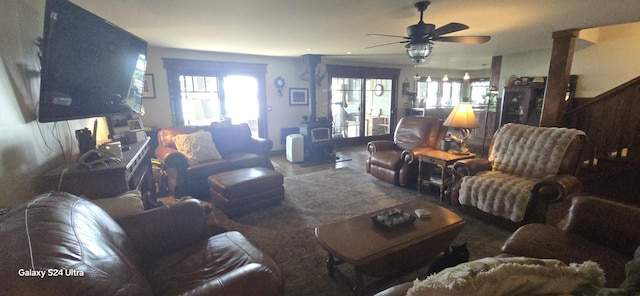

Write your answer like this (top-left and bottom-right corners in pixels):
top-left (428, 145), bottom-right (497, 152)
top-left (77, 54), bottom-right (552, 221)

top-left (299, 119), bottom-right (333, 162)
top-left (298, 54), bottom-right (334, 162)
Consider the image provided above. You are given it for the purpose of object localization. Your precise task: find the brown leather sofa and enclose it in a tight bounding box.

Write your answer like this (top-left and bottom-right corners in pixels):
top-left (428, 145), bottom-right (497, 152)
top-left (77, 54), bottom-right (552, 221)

top-left (0, 192), bottom-right (284, 296)
top-left (156, 123), bottom-right (274, 199)
top-left (374, 195), bottom-right (640, 295)
top-left (501, 195), bottom-right (640, 288)
top-left (450, 124), bottom-right (586, 231)
top-left (366, 116), bottom-right (447, 186)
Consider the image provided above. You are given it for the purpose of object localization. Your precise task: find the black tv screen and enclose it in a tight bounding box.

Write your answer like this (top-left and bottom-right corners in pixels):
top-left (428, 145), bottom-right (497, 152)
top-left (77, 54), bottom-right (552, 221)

top-left (38, 0), bottom-right (147, 123)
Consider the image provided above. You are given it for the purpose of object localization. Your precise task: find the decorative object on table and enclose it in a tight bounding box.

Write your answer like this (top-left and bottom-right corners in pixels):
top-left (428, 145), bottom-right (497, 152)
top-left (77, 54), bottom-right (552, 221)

top-left (371, 208), bottom-right (417, 231)
top-left (274, 76), bottom-right (285, 96)
top-left (443, 102), bottom-right (479, 154)
top-left (142, 73), bottom-right (155, 98)
top-left (289, 88), bottom-right (309, 106)
top-left (415, 208), bottom-right (432, 219)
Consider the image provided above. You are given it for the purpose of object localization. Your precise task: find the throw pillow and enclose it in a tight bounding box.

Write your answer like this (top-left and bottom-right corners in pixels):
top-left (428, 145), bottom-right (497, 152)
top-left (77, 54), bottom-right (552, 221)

top-left (173, 130), bottom-right (222, 165)
top-left (89, 190), bottom-right (144, 219)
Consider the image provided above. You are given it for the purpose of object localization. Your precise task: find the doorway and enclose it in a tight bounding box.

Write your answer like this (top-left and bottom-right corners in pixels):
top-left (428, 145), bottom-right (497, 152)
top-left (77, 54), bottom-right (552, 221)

top-left (327, 65), bottom-right (399, 146)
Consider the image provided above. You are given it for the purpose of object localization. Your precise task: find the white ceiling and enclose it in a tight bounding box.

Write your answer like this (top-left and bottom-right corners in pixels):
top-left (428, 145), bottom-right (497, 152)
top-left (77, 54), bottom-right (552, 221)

top-left (71, 0), bottom-right (640, 70)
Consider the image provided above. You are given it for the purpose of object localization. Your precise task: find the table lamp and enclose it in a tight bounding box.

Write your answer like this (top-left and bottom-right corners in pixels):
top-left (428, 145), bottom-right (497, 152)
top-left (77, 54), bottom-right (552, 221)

top-left (443, 102), bottom-right (479, 154)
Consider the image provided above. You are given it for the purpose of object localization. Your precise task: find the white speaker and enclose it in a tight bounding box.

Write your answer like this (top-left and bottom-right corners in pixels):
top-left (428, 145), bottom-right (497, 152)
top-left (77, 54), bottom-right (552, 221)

top-left (286, 134), bottom-right (304, 163)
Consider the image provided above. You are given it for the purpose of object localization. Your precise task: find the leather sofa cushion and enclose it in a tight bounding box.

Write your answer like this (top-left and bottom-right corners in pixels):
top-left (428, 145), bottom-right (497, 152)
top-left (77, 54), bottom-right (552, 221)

top-left (224, 153), bottom-right (271, 170)
top-left (148, 231), bottom-right (283, 296)
top-left (209, 124), bottom-right (253, 156)
top-left (369, 150), bottom-right (403, 169)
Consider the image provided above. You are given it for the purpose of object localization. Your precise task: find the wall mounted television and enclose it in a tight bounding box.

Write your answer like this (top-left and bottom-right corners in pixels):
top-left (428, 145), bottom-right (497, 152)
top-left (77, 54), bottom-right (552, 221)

top-left (38, 0), bottom-right (148, 123)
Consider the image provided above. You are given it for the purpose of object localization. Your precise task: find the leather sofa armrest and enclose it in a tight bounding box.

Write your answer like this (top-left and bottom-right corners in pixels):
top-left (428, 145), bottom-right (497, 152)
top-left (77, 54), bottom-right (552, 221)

top-left (155, 146), bottom-right (184, 165)
top-left (116, 199), bottom-right (209, 265)
top-left (367, 140), bottom-right (395, 154)
top-left (500, 223), bottom-right (574, 263)
top-left (246, 137), bottom-right (274, 156)
top-left (453, 158), bottom-right (492, 177)
top-left (532, 174), bottom-right (581, 203)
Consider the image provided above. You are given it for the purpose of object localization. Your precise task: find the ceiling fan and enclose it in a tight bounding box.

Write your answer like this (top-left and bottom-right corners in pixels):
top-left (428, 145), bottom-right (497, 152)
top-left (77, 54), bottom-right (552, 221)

top-left (367, 1), bottom-right (491, 63)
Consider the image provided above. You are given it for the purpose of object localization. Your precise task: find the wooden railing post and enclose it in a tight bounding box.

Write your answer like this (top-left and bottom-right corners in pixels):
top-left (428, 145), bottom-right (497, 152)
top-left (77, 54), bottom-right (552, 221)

top-left (540, 29), bottom-right (580, 127)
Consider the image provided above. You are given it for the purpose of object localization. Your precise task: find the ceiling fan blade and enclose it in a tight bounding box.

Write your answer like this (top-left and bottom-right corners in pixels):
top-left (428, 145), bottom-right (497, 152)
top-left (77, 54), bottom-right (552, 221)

top-left (366, 33), bottom-right (410, 39)
top-left (434, 35), bottom-right (491, 44)
top-left (431, 22), bottom-right (469, 37)
top-left (365, 40), bottom-right (410, 49)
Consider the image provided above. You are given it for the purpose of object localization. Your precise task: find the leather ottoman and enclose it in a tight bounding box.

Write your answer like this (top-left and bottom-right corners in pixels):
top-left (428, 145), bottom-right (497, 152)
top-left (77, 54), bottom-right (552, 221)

top-left (208, 167), bottom-right (284, 217)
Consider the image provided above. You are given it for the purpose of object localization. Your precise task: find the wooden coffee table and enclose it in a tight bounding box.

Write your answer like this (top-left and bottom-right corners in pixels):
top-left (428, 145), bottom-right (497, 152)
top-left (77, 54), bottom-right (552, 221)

top-left (314, 199), bottom-right (465, 294)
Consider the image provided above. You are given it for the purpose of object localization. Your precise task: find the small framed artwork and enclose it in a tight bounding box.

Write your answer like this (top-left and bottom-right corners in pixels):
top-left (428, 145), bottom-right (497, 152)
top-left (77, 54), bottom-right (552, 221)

top-left (127, 118), bottom-right (144, 131)
top-left (289, 88), bottom-right (309, 106)
top-left (142, 73), bottom-right (156, 98)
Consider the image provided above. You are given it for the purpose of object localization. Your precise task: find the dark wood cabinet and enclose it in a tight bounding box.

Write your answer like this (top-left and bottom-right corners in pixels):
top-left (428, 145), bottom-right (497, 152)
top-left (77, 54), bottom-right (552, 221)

top-left (40, 138), bottom-right (157, 209)
top-left (498, 85), bottom-right (545, 127)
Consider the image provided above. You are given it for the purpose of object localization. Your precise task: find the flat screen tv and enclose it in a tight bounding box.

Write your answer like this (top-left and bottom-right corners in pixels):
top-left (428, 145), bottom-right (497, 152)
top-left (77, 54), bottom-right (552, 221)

top-left (38, 0), bottom-right (148, 123)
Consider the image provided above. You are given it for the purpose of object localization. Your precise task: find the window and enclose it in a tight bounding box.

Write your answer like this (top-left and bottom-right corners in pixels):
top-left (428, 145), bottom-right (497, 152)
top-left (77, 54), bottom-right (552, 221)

top-left (163, 58), bottom-right (267, 138)
top-left (416, 79), bottom-right (462, 107)
top-left (470, 80), bottom-right (491, 105)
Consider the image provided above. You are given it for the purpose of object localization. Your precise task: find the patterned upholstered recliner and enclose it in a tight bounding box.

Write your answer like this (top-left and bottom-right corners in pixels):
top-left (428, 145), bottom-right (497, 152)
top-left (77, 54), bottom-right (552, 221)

top-left (366, 116), bottom-right (447, 187)
top-left (450, 123), bottom-right (586, 231)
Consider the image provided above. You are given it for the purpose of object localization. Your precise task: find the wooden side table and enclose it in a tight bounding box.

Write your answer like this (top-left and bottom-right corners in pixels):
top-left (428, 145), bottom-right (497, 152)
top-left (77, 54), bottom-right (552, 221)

top-left (417, 150), bottom-right (475, 202)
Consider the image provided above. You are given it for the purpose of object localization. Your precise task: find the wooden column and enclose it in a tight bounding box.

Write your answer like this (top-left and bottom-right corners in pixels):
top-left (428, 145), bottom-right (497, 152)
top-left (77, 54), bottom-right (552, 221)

top-left (490, 56), bottom-right (502, 89)
top-left (540, 29), bottom-right (579, 127)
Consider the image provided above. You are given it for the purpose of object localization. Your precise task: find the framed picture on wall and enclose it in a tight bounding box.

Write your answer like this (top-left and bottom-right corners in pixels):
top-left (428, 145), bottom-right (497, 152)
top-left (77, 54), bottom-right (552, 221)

top-left (289, 88), bottom-right (309, 106)
top-left (143, 73), bottom-right (156, 98)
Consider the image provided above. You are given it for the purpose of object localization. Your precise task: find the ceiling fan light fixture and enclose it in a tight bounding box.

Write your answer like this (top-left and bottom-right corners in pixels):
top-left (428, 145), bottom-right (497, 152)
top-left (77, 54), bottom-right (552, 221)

top-left (406, 42), bottom-right (432, 63)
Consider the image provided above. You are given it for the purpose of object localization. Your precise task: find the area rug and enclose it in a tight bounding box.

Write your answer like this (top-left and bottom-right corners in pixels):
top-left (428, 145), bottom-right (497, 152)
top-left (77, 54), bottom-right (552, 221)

top-left (298, 152), bottom-right (352, 168)
top-left (210, 167), bottom-right (511, 296)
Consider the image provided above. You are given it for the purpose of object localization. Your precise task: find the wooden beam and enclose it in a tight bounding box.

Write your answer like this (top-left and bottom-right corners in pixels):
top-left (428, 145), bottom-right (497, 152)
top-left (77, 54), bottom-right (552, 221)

top-left (540, 29), bottom-right (580, 126)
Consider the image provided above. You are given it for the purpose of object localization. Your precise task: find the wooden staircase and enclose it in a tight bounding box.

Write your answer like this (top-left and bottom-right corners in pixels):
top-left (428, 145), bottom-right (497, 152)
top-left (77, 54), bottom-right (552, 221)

top-left (562, 76), bottom-right (640, 204)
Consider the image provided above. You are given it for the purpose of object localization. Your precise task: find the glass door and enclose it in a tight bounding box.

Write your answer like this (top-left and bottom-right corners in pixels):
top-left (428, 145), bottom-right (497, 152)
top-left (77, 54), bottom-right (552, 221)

top-left (331, 77), bottom-right (393, 145)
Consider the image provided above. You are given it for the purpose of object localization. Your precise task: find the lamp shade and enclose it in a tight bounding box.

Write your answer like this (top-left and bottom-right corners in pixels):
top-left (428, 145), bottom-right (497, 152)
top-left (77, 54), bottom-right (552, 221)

top-left (443, 102), bottom-right (479, 129)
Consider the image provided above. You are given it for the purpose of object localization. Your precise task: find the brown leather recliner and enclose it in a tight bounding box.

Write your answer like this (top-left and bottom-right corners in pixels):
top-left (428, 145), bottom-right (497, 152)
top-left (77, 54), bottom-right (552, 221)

top-left (155, 123), bottom-right (274, 199)
top-left (366, 116), bottom-right (447, 186)
top-left (451, 123), bottom-right (586, 231)
top-left (0, 192), bottom-right (284, 295)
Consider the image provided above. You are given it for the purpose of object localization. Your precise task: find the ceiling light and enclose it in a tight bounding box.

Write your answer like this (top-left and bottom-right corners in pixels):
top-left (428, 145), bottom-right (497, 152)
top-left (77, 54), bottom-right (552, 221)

top-left (426, 76), bottom-right (432, 82)
top-left (442, 74), bottom-right (449, 82)
top-left (463, 72), bottom-right (470, 80)
top-left (405, 42), bottom-right (433, 63)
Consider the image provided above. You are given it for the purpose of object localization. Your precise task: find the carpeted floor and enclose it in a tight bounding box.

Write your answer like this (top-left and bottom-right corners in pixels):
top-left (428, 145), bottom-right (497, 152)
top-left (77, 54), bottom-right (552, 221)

top-left (210, 167), bottom-right (513, 296)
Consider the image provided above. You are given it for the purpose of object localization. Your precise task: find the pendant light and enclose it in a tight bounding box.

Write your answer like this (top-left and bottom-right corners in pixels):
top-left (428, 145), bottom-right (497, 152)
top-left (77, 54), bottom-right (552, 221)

top-left (463, 60), bottom-right (470, 80)
top-left (442, 60), bottom-right (449, 82)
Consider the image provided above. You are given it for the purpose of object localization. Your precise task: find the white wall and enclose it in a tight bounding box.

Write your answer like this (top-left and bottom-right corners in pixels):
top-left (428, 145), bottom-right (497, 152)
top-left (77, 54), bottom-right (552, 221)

top-left (500, 22), bottom-right (640, 98)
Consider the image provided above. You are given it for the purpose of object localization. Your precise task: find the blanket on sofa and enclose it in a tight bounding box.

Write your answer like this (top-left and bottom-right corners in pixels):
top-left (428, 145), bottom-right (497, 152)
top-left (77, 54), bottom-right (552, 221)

top-left (407, 257), bottom-right (605, 296)
top-left (459, 124), bottom-right (584, 222)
